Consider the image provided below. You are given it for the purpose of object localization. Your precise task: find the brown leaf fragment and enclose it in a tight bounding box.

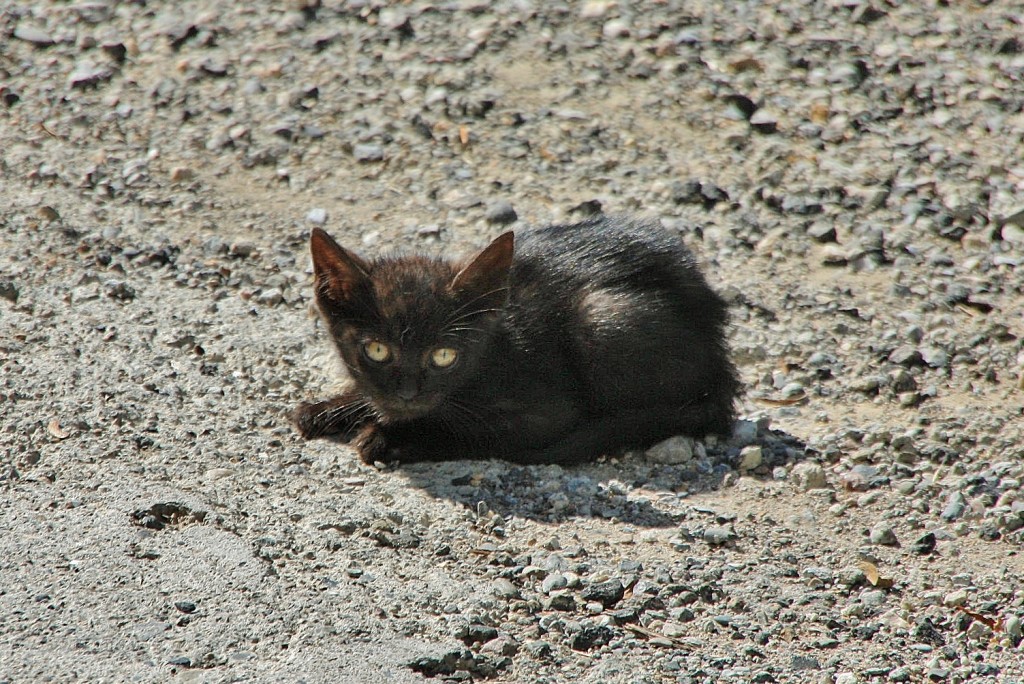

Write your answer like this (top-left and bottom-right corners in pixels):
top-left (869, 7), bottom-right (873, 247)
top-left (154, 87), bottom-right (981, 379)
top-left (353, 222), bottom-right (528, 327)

top-left (858, 561), bottom-right (894, 589)
top-left (956, 606), bottom-right (1003, 632)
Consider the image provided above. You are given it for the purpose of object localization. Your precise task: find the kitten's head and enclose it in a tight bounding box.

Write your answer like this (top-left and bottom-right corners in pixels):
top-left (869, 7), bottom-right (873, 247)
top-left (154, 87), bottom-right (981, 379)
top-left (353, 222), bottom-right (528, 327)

top-left (309, 228), bottom-right (514, 422)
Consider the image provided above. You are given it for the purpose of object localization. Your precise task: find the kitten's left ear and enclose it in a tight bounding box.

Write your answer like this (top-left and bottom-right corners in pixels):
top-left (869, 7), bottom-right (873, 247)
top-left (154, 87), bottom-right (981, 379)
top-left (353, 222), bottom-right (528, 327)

top-left (310, 228), bottom-right (372, 305)
top-left (450, 232), bottom-right (514, 302)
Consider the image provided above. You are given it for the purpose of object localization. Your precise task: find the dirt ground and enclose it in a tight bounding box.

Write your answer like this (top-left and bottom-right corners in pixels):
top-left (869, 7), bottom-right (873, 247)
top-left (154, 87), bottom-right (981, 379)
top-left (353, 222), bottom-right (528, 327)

top-left (2, 1), bottom-right (1023, 682)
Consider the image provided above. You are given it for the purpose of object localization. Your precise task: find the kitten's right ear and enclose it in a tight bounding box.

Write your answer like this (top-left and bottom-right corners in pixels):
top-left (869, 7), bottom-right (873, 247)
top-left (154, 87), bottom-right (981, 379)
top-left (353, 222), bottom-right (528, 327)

top-left (450, 231), bottom-right (515, 300)
top-left (310, 228), bottom-right (371, 303)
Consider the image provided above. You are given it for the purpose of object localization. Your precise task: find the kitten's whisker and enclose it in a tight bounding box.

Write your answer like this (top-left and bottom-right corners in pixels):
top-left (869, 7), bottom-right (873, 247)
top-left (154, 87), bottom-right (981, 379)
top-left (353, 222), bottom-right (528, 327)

top-left (444, 286), bottom-right (508, 323)
top-left (317, 397), bottom-right (379, 434)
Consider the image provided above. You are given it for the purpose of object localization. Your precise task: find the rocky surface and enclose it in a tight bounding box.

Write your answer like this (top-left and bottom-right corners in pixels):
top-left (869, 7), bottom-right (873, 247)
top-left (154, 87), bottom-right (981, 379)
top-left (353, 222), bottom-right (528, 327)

top-left (1, 1), bottom-right (1022, 682)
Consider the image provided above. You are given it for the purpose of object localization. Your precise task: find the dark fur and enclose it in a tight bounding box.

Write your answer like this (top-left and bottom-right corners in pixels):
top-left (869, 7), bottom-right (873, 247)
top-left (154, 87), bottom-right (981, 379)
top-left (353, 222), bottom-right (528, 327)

top-left (294, 216), bottom-right (740, 465)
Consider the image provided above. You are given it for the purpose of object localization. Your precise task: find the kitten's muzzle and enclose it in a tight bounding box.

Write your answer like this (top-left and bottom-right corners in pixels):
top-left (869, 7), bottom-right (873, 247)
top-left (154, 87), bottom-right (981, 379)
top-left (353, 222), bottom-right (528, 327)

top-left (375, 393), bottom-right (440, 422)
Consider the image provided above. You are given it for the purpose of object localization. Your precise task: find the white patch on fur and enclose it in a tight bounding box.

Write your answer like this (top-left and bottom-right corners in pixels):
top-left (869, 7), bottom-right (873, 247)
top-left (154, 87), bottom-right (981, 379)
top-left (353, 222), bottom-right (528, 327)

top-left (577, 288), bottom-right (638, 328)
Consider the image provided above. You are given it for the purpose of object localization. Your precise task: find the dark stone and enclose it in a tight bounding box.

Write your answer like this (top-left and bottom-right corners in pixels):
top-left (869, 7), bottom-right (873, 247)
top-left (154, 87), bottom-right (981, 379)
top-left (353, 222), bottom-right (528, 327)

top-left (581, 579), bottom-right (625, 608)
top-left (723, 93), bottom-right (757, 120)
top-left (569, 624), bottom-right (614, 651)
top-left (0, 279), bottom-right (19, 303)
top-left (459, 624), bottom-right (498, 646)
top-left (408, 649), bottom-right (472, 677)
top-left (791, 655), bottom-right (820, 670)
top-left (913, 617), bottom-right (946, 646)
top-left (607, 606), bottom-right (640, 623)
top-left (911, 532), bottom-right (936, 555)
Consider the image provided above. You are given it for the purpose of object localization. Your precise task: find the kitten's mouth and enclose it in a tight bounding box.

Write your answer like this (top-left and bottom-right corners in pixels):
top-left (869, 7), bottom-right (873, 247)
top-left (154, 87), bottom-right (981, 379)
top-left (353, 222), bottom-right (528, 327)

top-left (374, 395), bottom-right (441, 422)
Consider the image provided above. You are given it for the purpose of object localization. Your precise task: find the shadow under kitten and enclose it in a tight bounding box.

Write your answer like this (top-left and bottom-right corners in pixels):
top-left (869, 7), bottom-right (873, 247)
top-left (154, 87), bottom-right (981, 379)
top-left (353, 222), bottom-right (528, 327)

top-left (294, 216), bottom-right (740, 466)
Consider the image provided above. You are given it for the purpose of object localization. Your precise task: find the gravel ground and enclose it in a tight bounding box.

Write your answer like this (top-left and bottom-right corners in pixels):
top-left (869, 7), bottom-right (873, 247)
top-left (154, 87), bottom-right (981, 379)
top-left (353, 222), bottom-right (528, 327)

top-left (2, 1), bottom-right (1023, 682)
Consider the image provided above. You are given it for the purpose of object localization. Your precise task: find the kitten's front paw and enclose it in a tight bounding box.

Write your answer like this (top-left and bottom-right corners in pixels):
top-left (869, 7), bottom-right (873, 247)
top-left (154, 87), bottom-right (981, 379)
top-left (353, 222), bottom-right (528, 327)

top-left (353, 423), bottom-right (390, 465)
top-left (292, 401), bottom-right (323, 438)
top-left (353, 424), bottom-right (414, 466)
top-left (293, 400), bottom-right (334, 439)
top-left (293, 393), bottom-right (371, 440)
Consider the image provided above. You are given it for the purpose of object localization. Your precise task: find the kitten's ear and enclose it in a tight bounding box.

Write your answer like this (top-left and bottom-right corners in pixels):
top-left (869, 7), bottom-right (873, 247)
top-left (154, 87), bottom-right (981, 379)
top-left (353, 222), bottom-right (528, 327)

top-left (450, 232), bottom-right (514, 302)
top-left (310, 228), bottom-right (371, 304)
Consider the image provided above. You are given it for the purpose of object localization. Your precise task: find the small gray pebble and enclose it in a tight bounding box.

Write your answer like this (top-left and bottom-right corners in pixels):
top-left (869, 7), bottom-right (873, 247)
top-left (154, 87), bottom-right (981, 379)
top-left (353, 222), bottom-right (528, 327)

top-left (491, 578), bottom-right (520, 599)
top-left (869, 525), bottom-right (899, 546)
top-left (353, 144), bottom-right (384, 162)
top-left (889, 666), bottom-right (912, 681)
top-left (543, 592), bottom-right (575, 611)
top-left (730, 419), bottom-right (758, 447)
top-left (807, 221), bottom-right (837, 243)
top-left (255, 288), bottom-right (283, 306)
top-left (1005, 615), bottom-right (1022, 643)
top-left (485, 201), bottom-right (517, 225)
top-left (14, 25), bottom-right (55, 46)
top-left (306, 208), bottom-right (327, 226)
top-left (941, 492), bottom-right (966, 522)
top-left (861, 589), bottom-right (887, 608)
top-left (542, 573), bottom-right (568, 594)
top-left (889, 345), bottom-right (924, 366)
top-left (920, 346), bottom-right (949, 368)
top-left (791, 655), bottom-right (820, 670)
top-left (703, 525), bottom-right (736, 546)
top-left (792, 462), bottom-right (828, 490)
top-left (69, 61), bottom-right (114, 89)
top-left (104, 280), bottom-right (136, 301)
top-left (646, 435), bottom-right (694, 464)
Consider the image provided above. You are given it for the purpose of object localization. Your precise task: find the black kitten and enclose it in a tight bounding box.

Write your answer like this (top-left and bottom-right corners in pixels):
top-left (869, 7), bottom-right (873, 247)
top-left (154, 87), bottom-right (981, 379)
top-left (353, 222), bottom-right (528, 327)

top-left (294, 216), bottom-right (739, 465)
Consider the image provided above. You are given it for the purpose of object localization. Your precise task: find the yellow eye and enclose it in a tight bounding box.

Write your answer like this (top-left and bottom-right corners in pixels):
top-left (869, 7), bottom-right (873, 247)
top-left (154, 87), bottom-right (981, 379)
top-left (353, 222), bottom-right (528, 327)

top-left (362, 340), bottom-right (392, 363)
top-left (430, 347), bottom-right (458, 368)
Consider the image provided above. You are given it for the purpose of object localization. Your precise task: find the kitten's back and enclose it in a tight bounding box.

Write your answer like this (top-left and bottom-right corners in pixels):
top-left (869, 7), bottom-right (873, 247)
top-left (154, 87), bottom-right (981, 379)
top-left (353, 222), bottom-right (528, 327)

top-left (507, 216), bottom-right (738, 434)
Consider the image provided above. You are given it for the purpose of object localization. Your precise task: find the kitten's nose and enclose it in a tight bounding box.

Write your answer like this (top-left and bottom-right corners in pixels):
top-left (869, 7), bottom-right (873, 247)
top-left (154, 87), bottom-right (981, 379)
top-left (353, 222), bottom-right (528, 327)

top-left (396, 381), bottom-right (418, 401)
